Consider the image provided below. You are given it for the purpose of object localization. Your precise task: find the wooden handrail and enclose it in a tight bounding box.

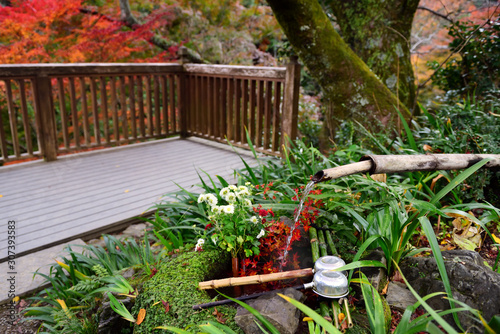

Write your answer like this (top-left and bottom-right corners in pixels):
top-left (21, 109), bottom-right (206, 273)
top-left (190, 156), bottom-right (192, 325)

top-left (0, 63), bottom-right (183, 78)
top-left (0, 55), bottom-right (300, 164)
top-left (184, 64), bottom-right (286, 79)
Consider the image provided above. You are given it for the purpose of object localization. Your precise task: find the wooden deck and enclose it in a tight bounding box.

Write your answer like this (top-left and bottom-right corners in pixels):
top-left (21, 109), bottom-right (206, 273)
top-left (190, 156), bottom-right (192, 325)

top-left (0, 137), bottom-right (258, 262)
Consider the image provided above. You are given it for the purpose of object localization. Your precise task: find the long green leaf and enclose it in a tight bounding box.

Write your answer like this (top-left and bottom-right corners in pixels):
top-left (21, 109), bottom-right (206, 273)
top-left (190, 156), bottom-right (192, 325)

top-left (278, 293), bottom-right (342, 334)
top-left (401, 158), bottom-right (493, 248)
top-left (332, 260), bottom-right (386, 273)
top-left (197, 324), bottom-right (228, 334)
top-left (352, 273), bottom-right (386, 334)
top-left (154, 326), bottom-right (192, 333)
top-left (418, 216), bottom-right (463, 331)
top-left (204, 321), bottom-right (238, 334)
top-left (430, 158), bottom-right (491, 205)
top-left (107, 293), bottom-right (135, 322)
top-left (394, 106), bottom-right (418, 151)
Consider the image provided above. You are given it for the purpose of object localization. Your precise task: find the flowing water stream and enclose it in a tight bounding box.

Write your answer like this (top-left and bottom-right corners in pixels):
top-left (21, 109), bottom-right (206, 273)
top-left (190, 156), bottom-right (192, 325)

top-left (279, 180), bottom-right (316, 270)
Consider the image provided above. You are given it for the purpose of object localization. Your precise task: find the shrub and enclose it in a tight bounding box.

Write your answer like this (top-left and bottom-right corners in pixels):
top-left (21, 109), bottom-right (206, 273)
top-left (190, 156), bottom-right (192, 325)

top-left (429, 16), bottom-right (500, 99)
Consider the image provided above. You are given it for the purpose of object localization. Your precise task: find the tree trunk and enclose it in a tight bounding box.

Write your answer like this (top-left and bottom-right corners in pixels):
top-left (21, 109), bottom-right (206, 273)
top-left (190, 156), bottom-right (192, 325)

top-left (326, 0), bottom-right (420, 111)
top-left (267, 0), bottom-right (411, 140)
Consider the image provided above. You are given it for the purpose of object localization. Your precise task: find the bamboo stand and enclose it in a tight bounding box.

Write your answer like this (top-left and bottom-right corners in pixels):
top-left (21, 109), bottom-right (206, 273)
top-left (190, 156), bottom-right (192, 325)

top-left (232, 257), bottom-right (241, 296)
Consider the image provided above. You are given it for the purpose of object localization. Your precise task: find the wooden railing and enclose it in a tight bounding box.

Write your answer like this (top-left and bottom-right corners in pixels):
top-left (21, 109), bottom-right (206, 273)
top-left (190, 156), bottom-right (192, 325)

top-left (0, 57), bottom-right (299, 164)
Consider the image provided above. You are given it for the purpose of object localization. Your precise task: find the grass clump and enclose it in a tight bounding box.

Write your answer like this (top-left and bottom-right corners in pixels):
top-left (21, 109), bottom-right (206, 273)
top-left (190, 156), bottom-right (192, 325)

top-left (132, 249), bottom-right (242, 333)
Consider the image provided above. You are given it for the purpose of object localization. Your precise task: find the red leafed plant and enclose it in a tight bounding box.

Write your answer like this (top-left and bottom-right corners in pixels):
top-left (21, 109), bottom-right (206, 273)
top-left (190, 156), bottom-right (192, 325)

top-left (238, 184), bottom-right (324, 287)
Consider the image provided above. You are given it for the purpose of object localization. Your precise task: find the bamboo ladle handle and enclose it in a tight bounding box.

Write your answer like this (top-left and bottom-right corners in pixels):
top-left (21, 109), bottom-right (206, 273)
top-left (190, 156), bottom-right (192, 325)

top-left (198, 268), bottom-right (313, 290)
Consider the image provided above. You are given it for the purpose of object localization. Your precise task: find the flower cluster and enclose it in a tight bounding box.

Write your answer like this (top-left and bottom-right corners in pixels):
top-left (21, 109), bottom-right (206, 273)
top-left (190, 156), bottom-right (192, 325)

top-left (195, 238), bottom-right (204, 252)
top-left (197, 184), bottom-right (265, 258)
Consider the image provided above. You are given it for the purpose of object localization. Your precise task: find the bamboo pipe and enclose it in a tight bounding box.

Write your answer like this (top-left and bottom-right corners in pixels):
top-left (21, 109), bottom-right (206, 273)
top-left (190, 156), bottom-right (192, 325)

top-left (341, 297), bottom-right (353, 328)
top-left (198, 268), bottom-right (313, 290)
top-left (311, 154), bottom-right (500, 183)
top-left (309, 227), bottom-right (320, 262)
top-left (317, 229), bottom-right (328, 258)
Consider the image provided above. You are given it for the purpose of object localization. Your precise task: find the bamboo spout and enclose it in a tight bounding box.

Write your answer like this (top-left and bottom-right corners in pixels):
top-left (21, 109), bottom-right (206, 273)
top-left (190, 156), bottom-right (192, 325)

top-left (311, 160), bottom-right (372, 183)
top-left (312, 154), bottom-right (500, 183)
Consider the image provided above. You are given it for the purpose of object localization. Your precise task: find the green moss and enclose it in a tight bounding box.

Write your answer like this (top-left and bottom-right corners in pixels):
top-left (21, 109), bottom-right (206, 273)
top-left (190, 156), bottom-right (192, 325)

top-left (132, 250), bottom-right (242, 333)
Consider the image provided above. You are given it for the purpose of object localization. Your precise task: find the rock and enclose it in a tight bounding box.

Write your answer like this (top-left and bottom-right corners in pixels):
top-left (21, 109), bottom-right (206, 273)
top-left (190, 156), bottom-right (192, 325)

top-left (119, 223), bottom-right (147, 239)
top-left (360, 249), bottom-right (387, 293)
top-left (386, 281), bottom-right (417, 311)
top-left (401, 250), bottom-right (500, 333)
top-left (87, 237), bottom-right (106, 248)
top-left (235, 288), bottom-right (305, 334)
top-left (351, 249), bottom-right (387, 300)
top-left (120, 267), bottom-right (135, 280)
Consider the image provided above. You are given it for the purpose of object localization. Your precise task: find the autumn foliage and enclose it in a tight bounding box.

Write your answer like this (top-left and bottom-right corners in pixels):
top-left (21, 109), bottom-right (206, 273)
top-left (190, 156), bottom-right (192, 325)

top-left (0, 0), bottom-right (177, 63)
top-left (0, 0), bottom-right (282, 65)
top-left (240, 183), bottom-right (324, 288)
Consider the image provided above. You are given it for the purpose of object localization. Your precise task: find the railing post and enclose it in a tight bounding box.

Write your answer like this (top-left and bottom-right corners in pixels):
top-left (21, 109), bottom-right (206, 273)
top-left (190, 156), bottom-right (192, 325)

top-left (33, 75), bottom-right (58, 161)
top-left (178, 46), bottom-right (190, 138)
top-left (281, 56), bottom-right (300, 156)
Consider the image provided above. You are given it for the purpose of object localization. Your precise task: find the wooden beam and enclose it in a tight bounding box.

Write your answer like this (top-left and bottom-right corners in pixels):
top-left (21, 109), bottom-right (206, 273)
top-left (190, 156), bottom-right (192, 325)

top-left (281, 56), bottom-right (300, 155)
top-left (33, 76), bottom-right (58, 161)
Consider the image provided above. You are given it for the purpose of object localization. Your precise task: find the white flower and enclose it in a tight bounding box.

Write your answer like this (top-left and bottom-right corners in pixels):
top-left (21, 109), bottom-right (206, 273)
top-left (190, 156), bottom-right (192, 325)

top-left (244, 199), bottom-right (252, 207)
top-left (205, 194), bottom-right (218, 207)
top-left (197, 194), bottom-right (206, 203)
top-left (236, 189), bottom-right (250, 198)
top-left (225, 192), bottom-right (237, 203)
top-left (238, 186), bottom-right (249, 192)
top-left (195, 238), bottom-right (205, 251)
top-left (222, 205), bottom-right (235, 214)
top-left (219, 187), bottom-right (230, 197)
top-left (211, 235), bottom-right (218, 245)
top-left (228, 185), bottom-right (238, 191)
top-left (211, 205), bottom-right (221, 213)
top-left (256, 229), bottom-right (265, 239)
top-left (250, 216), bottom-right (259, 224)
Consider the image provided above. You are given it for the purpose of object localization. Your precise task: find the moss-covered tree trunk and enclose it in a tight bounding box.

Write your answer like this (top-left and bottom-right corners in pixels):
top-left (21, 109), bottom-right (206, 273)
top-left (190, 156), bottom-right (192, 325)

top-left (326, 0), bottom-right (419, 111)
top-left (267, 0), bottom-right (413, 140)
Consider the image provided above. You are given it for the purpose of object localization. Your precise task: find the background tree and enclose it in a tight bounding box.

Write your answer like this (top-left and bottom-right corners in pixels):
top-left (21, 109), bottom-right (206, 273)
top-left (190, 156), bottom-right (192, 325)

top-left (324, 0), bottom-right (420, 112)
top-left (267, 0), bottom-right (415, 141)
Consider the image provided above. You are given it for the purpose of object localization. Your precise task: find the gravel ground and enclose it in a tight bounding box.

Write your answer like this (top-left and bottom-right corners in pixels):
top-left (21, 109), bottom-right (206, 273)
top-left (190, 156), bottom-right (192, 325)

top-left (0, 299), bottom-right (41, 334)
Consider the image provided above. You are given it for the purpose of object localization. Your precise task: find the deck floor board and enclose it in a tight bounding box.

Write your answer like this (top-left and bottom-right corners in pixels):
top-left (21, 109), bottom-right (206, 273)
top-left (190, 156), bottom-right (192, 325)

top-left (0, 137), bottom-right (258, 261)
